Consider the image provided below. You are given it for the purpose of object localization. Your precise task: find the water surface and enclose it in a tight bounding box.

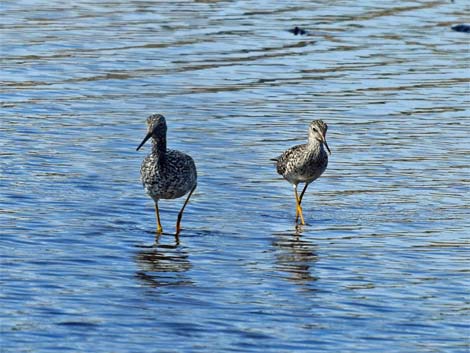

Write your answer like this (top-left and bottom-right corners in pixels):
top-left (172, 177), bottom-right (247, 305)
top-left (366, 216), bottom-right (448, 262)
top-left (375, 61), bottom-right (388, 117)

top-left (1, 1), bottom-right (469, 352)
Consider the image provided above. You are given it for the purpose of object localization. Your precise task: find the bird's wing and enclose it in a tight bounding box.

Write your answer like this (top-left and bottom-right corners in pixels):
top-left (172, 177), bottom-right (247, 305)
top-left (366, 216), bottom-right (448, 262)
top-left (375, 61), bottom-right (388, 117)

top-left (275, 144), bottom-right (305, 175)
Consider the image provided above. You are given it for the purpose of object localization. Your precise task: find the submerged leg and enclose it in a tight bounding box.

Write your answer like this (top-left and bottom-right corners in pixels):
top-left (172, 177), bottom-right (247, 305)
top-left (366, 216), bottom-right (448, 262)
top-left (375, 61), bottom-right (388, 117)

top-left (176, 184), bottom-right (197, 235)
top-left (293, 184), bottom-right (305, 225)
top-left (295, 182), bottom-right (310, 223)
top-left (155, 202), bottom-right (163, 234)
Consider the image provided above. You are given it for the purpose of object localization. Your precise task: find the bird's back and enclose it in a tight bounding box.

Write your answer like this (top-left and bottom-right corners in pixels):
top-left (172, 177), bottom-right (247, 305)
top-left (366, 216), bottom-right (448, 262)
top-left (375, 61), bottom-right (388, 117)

top-left (141, 149), bottom-right (197, 200)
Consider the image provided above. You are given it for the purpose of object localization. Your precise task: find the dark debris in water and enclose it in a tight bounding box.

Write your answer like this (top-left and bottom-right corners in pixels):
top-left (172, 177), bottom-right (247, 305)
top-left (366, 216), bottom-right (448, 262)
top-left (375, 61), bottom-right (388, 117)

top-left (451, 24), bottom-right (470, 33)
top-left (288, 26), bottom-right (308, 35)
top-left (57, 321), bottom-right (100, 327)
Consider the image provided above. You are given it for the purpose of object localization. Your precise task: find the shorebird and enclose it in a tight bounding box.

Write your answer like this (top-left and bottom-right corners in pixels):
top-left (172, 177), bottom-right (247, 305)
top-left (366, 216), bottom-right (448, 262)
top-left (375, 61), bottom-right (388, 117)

top-left (273, 120), bottom-right (331, 224)
top-left (136, 114), bottom-right (197, 235)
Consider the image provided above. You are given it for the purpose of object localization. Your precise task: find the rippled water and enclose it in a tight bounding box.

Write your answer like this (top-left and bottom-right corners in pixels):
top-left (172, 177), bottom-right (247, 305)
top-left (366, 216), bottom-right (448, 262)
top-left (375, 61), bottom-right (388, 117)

top-left (1, 1), bottom-right (469, 352)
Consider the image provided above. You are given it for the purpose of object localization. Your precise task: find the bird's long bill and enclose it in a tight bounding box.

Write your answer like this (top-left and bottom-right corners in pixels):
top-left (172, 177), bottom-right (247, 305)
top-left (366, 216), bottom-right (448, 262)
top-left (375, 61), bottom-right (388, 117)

top-left (136, 131), bottom-right (152, 151)
top-left (323, 138), bottom-right (331, 155)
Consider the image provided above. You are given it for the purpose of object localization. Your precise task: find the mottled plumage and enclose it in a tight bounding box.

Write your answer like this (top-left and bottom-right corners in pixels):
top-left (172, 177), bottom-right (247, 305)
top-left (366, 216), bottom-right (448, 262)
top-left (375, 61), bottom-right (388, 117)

top-left (274, 120), bottom-right (331, 224)
top-left (141, 149), bottom-right (197, 200)
top-left (137, 114), bottom-right (197, 235)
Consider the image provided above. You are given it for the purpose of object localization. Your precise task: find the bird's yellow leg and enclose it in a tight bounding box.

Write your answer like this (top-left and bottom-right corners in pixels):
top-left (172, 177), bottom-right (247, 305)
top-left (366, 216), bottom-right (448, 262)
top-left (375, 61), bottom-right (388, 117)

top-left (176, 184), bottom-right (197, 235)
top-left (155, 202), bottom-right (163, 234)
top-left (295, 183), bottom-right (310, 223)
top-left (294, 185), bottom-right (305, 225)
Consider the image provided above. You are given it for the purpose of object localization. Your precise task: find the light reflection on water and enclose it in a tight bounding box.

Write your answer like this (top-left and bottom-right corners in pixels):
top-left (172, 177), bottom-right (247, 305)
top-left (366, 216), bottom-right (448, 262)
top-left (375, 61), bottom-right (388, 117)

top-left (1, 0), bottom-right (469, 352)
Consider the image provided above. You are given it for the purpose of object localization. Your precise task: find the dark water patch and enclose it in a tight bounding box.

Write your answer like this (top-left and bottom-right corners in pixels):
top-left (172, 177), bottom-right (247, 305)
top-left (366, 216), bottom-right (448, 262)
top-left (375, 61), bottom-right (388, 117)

top-left (2, 0), bottom-right (469, 352)
top-left (451, 24), bottom-right (470, 33)
top-left (288, 26), bottom-right (308, 36)
top-left (56, 321), bottom-right (100, 327)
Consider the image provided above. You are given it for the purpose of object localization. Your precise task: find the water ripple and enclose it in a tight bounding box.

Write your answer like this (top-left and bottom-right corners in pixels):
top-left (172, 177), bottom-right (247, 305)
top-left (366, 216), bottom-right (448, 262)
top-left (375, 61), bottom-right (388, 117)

top-left (1, 1), bottom-right (468, 352)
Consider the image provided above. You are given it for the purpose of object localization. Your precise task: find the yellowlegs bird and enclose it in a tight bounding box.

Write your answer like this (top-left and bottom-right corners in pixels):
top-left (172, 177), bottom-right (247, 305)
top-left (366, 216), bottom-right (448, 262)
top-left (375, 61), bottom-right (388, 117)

top-left (273, 120), bottom-right (331, 224)
top-left (136, 114), bottom-right (197, 235)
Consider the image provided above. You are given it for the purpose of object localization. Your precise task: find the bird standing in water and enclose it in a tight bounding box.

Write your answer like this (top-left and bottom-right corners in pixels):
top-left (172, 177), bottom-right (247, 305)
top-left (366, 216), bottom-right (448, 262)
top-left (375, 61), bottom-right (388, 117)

top-left (273, 120), bottom-right (331, 225)
top-left (137, 114), bottom-right (197, 235)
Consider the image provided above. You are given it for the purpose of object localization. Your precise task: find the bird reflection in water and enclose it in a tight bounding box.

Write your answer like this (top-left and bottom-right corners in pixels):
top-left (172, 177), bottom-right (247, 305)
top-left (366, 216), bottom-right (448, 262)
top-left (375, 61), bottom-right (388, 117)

top-left (135, 241), bottom-right (192, 288)
top-left (272, 230), bottom-right (318, 288)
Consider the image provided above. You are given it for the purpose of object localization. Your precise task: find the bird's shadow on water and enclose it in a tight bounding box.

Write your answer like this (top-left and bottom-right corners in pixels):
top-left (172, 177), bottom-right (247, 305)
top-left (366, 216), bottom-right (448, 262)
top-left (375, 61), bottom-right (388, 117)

top-left (134, 234), bottom-right (193, 288)
top-left (271, 228), bottom-right (319, 291)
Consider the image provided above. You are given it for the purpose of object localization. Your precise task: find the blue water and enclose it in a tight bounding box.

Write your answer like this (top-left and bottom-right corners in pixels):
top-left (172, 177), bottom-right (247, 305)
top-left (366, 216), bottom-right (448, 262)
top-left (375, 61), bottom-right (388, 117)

top-left (1, 1), bottom-right (469, 352)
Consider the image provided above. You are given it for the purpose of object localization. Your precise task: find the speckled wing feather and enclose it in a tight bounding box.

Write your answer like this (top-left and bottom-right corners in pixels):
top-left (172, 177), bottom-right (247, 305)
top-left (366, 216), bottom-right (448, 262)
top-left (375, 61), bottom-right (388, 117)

top-left (141, 149), bottom-right (197, 200)
top-left (275, 144), bottom-right (306, 176)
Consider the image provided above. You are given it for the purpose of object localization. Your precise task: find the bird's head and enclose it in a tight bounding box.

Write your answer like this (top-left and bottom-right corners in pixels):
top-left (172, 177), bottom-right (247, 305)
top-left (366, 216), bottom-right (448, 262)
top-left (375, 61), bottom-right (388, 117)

top-left (136, 114), bottom-right (167, 151)
top-left (309, 120), bottom-right (331, 155)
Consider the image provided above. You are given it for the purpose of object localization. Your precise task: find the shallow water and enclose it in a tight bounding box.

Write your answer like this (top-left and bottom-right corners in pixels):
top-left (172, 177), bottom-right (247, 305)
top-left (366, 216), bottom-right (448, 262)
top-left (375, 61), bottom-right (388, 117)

top-left (1, 1), bottom-right (469, 352)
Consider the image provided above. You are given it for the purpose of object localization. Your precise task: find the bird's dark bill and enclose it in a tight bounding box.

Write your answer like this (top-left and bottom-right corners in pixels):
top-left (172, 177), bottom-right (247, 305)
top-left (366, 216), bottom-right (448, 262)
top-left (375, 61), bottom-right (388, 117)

top-left (136, 132), bottom-right (152, 151)
top-left (324, 140), bottom-right (331, 155)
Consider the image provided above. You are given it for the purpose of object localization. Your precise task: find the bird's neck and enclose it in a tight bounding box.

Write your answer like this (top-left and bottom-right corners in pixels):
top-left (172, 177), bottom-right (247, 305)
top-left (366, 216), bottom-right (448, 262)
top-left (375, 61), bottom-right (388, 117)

top-left (152, 136), bottom-right (167, 164)
top-left (307, 138), bottom-right (322, 152)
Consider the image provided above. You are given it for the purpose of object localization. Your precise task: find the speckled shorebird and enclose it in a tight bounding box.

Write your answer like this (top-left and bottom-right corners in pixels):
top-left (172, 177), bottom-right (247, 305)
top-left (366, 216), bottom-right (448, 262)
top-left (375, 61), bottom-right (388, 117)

top-left (273, 120), bottom-right (331, 225)
top-left (136, 114), bottom-right (197, 235)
